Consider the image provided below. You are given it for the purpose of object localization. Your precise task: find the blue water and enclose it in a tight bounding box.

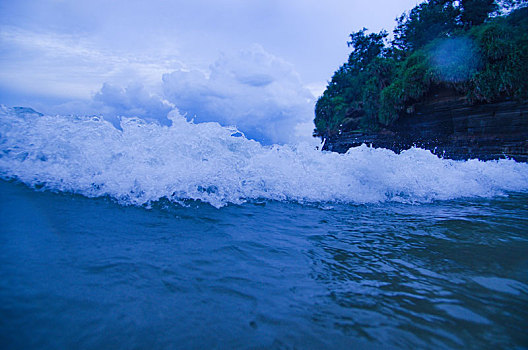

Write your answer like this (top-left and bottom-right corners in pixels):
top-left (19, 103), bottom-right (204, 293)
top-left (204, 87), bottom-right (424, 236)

top-left (1, 180), bottom-right (527, 349)
top-left (1, 106), bottom-right (528, 348)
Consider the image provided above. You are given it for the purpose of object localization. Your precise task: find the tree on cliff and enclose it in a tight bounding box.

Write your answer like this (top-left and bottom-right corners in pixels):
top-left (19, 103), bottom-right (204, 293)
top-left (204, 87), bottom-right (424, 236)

top-left (314, 0), bottom-right (528, 138)
top-left (315, 29), bottom-right (392, 135)
top-left (392, 0), bottom-right (460, 53)
top-left (460, 0), bottom-right (498, 26)
top-left (347, 29), bottom-right (389, 70)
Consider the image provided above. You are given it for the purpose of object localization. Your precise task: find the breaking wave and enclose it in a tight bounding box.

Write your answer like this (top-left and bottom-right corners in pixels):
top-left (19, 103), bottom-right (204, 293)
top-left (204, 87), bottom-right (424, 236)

top-left (1, 106), bottom-right (527, 207)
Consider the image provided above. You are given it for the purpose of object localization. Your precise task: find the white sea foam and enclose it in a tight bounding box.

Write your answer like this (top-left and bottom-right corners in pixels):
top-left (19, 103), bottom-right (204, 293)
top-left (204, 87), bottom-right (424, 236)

top-left (1, 106), bottom-right (527, 207)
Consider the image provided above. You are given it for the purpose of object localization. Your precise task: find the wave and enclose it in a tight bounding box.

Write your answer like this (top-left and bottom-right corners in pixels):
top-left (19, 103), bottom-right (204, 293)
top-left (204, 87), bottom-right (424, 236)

top-left (1, 106), bottom-right (527, 207)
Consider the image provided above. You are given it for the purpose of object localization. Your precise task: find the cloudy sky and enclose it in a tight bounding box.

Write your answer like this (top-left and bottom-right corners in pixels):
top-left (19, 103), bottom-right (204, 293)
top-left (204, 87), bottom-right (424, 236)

top-left (0, 0), bottom-right (419, 144)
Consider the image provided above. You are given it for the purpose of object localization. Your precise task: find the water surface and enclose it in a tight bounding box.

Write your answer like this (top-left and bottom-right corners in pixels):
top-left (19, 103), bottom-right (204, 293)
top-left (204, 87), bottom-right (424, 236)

top-left (1, 180), bottom-right (527, 349)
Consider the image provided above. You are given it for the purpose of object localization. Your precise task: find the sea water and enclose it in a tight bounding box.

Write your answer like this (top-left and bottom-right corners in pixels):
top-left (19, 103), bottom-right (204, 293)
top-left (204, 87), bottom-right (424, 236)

top-left (0, 106), bottom-right (527, 349)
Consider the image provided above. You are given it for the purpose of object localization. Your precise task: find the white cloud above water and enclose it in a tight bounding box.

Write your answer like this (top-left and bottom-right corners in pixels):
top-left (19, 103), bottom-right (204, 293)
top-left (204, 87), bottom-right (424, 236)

top-left (92, 83), bottom-right (174, 124)
top-left (20, 43), bottom-right (316, 144)
top-left (162, 45), bottom-right (314, 144)
top-left (0, 25), bottom-right (315, 143)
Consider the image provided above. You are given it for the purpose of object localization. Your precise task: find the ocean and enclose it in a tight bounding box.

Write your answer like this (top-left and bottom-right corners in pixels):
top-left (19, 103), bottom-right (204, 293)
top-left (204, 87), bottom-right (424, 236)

top-left (1, 106), bottom-right (527, 349)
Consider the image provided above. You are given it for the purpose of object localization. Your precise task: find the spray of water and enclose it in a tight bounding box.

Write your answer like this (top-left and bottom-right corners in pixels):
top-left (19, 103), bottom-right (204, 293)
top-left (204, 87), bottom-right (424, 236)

top-left (1, 106), bottom-right (527, 207)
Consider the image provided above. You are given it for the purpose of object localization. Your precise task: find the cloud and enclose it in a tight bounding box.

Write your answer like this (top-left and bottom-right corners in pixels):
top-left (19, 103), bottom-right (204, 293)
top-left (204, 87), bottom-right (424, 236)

top-left (162, 45), bottom-right (315, 144)
top-left (0, 26), bottom-right (184, 99)
top-left (93, 82), bottom-right (173, 122)
top-left (43, 45), bottom-right (317, 144)
top-left (0, 25), bottom-right (317, 144)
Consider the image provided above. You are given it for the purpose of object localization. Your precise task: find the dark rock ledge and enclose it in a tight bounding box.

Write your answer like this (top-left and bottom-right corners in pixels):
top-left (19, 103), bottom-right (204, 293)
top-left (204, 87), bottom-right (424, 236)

top-left (322, 90), bottom-right (528, 162)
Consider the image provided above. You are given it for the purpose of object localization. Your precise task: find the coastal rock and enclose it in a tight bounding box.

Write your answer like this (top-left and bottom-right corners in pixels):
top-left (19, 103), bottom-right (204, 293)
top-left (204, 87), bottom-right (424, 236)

top-left (323, 89), bottom-right (528, 162)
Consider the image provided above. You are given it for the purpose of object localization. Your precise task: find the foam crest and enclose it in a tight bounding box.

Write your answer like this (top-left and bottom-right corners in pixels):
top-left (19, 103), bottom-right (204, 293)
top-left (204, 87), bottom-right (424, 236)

top-left (1, 106), bottom-right (527, 207)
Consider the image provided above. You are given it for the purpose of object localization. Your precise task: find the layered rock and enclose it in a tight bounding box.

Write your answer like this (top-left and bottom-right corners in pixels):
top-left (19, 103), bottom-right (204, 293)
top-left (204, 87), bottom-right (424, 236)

top-left (322, 89), bottom-right (528, 162)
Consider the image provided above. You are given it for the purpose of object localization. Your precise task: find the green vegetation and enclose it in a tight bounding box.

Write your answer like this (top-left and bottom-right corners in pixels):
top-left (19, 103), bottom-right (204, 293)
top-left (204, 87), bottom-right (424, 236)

top-left (314, 0), bottom-right (528, 138)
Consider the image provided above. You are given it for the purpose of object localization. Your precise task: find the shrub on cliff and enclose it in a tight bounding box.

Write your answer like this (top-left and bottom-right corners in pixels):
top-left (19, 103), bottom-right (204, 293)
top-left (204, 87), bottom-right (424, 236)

top-left (468, 9), bottom-right (528, 101)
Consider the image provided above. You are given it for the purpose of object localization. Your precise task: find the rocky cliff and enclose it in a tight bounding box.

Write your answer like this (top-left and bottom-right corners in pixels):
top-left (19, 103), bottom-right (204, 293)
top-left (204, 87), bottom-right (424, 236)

top-left (322, 89), bottom-right (528, 162)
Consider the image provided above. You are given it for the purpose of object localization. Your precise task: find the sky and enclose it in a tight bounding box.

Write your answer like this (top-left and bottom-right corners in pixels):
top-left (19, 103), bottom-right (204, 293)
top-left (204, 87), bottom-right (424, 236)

top-left (0, 0), bottom-right (419, 144)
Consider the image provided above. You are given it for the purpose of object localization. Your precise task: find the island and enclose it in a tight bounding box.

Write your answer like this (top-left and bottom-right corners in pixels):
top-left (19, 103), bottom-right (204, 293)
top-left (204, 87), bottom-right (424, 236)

top-left (314, 0), bottom-right (528, 161)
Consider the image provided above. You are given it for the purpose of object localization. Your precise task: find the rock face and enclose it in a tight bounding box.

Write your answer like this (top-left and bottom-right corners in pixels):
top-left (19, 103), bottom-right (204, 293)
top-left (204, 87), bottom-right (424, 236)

top-left (322, 89), bottom-right (528, 162)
